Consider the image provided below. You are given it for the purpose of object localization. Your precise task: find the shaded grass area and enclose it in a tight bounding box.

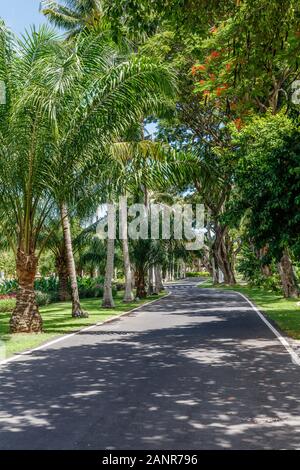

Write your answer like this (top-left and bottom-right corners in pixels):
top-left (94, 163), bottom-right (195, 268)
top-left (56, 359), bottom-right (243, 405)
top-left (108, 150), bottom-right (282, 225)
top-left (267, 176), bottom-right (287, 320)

top-left (199, 279), bottom-right (300, 340)
top-left (0, 292), bottom-right (165, 359)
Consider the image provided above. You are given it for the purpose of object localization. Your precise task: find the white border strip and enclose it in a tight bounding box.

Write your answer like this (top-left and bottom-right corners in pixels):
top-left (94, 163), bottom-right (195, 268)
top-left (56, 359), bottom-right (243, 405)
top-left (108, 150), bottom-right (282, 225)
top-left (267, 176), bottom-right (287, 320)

top-left (0, 292), bottom-right (171, 368)
top-left (235, 291), bottom-right (300, 367)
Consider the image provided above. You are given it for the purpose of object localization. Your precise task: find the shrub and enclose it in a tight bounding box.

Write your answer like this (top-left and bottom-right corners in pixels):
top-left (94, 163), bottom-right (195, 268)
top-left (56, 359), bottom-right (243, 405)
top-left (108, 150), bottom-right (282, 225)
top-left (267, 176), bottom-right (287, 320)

top-left (1, 275), bottom-right (117, 306)
top-left (35, 291), bottom-right (52, 307)
top-left (115, 283), bottom-right (125, 292)
top-left (78, 287), bottom-right (96, 299)
top-left (77, 276), bottom-right (117, 299)
top-left (34, 276), bottom-right (59, 293)
top-left (0, 279), bottom-right (18, 295)
top-left (237, 247), bottom-right (281, 292)
top-left (186, 271), bottom-right (210, 278)
top-left (0, 298), bottom-right (16, 313)
top-left (48, 291), bottom-right (60, 303)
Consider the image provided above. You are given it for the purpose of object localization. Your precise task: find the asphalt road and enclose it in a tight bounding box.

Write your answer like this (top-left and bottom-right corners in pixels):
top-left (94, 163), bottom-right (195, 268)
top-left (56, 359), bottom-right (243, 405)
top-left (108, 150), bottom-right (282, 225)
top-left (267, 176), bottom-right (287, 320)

top-left (1, 278), bottom-right (300, 450)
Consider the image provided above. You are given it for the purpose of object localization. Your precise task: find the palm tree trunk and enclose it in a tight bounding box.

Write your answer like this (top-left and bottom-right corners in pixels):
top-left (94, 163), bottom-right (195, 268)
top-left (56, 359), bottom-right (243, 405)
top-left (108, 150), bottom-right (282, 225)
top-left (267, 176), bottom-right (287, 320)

top-left (55, 250), bottom-right (70, 302)
top-left (60, 202), bottom-right (88, 318)
top-left (58, 269), bottom-right (70, 302)
top-left (148, 266), bottom-right (154, 295)
top-left (154, 265), bottom-right (164, 292)
top-left (10, 249), bottom-right (43, 333)
top-left (102, 238), bottom-right (115, 308)
top-left (135, 268), bottom-right (147, 299)
top-left (122, 238), bottom-right (134, 303)
top-left (277, 249), bottom-right (299, 298)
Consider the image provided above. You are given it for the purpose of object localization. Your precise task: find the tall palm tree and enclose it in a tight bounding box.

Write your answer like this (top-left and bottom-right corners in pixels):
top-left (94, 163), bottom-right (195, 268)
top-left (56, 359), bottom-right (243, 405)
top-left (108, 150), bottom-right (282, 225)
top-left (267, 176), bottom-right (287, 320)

top-left (0, 25), bottom-right (70, 332)
top-left (0, 23), bottom-right (175, 331)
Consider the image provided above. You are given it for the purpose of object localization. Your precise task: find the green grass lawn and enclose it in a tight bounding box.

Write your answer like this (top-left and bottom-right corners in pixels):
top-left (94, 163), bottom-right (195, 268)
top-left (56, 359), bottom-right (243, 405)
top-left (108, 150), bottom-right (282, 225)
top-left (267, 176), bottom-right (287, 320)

top-left (199, 279), bottom-right (300, 340)
top-left (0, 292), bottom-right (166, 359)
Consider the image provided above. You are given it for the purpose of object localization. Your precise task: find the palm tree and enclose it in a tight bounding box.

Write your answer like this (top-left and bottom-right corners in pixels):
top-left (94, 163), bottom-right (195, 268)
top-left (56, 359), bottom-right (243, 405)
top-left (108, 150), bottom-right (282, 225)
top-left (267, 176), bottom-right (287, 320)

top-left (0, 25), bottom-right (69, 332)
top-left (78, 235), bottom-right (107, 277)
top-left (0, 22), bottom-right (175, 331)
top-left (40, 0), bottom-right (107, 35)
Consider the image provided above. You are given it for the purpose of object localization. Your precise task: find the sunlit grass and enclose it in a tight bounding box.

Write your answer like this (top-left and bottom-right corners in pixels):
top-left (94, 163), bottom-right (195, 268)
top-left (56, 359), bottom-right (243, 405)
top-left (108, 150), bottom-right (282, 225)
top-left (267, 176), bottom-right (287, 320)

top-left (199, 280), bottom-right (300, 339)
top-left (0, 292), bottom-right (166, 359)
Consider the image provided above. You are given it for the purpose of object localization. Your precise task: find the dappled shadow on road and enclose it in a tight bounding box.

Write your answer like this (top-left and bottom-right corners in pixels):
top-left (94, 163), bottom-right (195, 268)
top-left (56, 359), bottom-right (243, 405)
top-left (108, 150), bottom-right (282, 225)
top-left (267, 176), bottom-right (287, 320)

top-left (0, 286), bottom-right (300, 450)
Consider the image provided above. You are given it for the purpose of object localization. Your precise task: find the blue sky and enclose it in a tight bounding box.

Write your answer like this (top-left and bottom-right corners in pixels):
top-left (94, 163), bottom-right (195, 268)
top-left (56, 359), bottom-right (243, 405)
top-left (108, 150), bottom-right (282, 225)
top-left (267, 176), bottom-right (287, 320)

top-left (0, 0), bottom-right (45, 34)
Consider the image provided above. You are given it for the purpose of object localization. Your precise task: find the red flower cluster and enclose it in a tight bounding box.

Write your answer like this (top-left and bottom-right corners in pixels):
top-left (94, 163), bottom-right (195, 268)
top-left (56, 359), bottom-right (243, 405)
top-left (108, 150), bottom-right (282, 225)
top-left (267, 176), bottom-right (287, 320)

top-left (210, 50), bottom-right (220, 59)
top-left (210, 26), bottom-right (218, 34)
top-left (191, 64), bottom-right (206, 75)
top-left (215, 83), bottom-right (229, 96)
top-left (233, 118), bottom-right (243, 130)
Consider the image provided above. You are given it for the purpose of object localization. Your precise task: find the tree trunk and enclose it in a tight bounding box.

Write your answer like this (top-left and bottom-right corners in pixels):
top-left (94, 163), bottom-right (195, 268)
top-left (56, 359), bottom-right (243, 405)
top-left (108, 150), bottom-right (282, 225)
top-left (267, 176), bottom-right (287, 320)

top-left (277, 250), bottom-right (299, 298)
top-left (60, 202), bottom-right (88, 318)
top-left (10, 249), bottom-right (43, 333)
top-left (169, 261), bottom-right (174, 281)
top-left (56, 252), bottom-right (70, 302)
top-left (102, 238), bottom-right (115, 308)
top-left (122, 238), bottom-right (134, 303)
top-left (58, 265), bottom-right (70, 302)
top-left (211, 255), bottom-right (219, 284)
top-left (154, 265), bottom-right (164, 292)
top-left (259, 246), bottom-right (272, 277)
top-left (213, 224), bottom-right (236, 285)
top-left (176, 263), bottom-right (180, 280)
top-left (148, 266), bottom-right (155, 295)
top-left (135, 268), bottom-right (147, 299)
top-left (202, 248), bottom-right (213, 276)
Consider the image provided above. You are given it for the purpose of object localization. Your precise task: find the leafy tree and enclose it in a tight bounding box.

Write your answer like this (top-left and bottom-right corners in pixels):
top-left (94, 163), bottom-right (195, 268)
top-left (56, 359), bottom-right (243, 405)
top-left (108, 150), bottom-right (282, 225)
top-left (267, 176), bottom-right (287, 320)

top-left (193, 0), bottom-right (300, 119)
top-left (228, 112), bottom-right (300, 297)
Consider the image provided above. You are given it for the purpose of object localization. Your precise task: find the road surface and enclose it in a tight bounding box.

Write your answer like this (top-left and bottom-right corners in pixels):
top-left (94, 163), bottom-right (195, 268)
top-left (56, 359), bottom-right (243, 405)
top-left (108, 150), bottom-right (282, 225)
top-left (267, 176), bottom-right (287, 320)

top-left (1, 278), bottom-right (300, 450)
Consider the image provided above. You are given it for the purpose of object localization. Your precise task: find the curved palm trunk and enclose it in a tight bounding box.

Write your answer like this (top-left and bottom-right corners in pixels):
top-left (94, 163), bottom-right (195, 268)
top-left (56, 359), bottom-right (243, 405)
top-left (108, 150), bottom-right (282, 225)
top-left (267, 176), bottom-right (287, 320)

top-left (60, 202), bottom-right (88, 318)
top-left (278, 249), bottom-right (299, 298)
top-left (122, 238), bottom-right (134, 303)
top-left (10, 249), bottom-right (43, 333)
top-left (102, 238), bottom-right (115, 308)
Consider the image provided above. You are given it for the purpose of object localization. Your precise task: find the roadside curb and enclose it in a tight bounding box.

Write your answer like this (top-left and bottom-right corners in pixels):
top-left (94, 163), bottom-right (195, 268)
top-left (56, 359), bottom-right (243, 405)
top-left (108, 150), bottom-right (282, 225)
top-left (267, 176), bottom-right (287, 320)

top-left (0, 291), bottom-right (171, 368)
